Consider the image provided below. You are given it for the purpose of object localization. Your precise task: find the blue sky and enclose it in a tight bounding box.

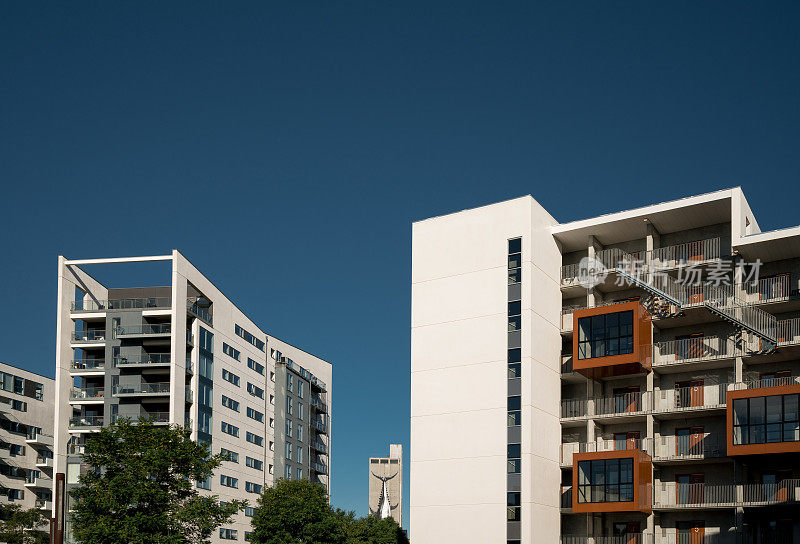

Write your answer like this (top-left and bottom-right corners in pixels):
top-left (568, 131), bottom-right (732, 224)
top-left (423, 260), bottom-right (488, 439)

top-left (2, 1), bottom-right (799, 525)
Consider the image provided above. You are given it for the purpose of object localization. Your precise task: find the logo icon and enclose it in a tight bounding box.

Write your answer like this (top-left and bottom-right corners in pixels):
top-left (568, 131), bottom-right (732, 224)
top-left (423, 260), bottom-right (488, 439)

top-left (577, 256), bottom-right (608, 289)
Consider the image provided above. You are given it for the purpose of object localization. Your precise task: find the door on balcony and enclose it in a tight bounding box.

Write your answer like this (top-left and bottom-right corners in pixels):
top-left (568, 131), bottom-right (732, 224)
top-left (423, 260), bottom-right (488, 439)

top-left (761, 370), bottom-right (792, 388)
top-left (675, 426), bottom-right (704, 457)
top-left (675, 333), bottom-right (705, 361)
top-left (676, 379), bottom-right (704, 408)
top-left (677, 521), bottom-right (705, 544)
top-left (676, 473), bottom-right (704, 505)
top-left (614, 431), bottom-right (640, 451)
top-left (614, 386), bottom-right (641, 413)
top-left (763, 470), bottom-right (793, 503)
top-left (612, 522), bottom-right (641, 544)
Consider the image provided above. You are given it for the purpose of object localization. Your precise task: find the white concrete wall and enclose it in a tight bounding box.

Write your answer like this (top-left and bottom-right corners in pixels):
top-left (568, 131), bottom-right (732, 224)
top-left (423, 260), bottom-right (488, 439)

top-left (411, 197), bottom-right (561, 544)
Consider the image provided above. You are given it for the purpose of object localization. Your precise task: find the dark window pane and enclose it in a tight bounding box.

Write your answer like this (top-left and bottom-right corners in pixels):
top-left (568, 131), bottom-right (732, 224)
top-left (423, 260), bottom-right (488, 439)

top-left (507, 444), bottom-right (521, 459)
top-left (766, 395), bottom-right (782, 424)
top-left (508, 348), bottom-right (521, 363)
top-left (507, 396), bottom-right (521, 411)
top-left (508, 239), bottom-right (521, 254)
top-left (508, 254), bottom-right (521, 269)
top-left (733, 398), bottom-right (748, 426)
top-left (508, 269), bottom-right (521, 284)
top-left (507, 492), bottom-right (521, 506)
top-left (785, 395), bottom-right (798, 421)
top-left (508, 301), bottom-right (521, 316)
top-left (750, 397), bottom-right (766, 425)
top-left (508, 363), bottom-right (521, 379)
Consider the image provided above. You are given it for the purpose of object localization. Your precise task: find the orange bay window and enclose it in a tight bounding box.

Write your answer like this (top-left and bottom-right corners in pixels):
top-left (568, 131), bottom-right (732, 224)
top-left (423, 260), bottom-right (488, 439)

top-left (727, 384), bottom-right (800, 456)
top-left (572, 449), bottom-right (652, 514)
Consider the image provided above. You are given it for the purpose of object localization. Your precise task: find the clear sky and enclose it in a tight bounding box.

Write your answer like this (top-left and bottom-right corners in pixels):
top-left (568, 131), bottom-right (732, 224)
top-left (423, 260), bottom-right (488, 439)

top-left (2, 1), bottom-right (799, 526)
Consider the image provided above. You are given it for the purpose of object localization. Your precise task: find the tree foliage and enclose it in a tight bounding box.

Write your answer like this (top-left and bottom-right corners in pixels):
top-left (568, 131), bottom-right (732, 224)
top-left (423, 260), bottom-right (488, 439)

top-left (70, 418), bottom-right (244, 544)
top-left (250, 479), bottom-right (408, 544)
top-left (0, 504), bottom-right (49, 544)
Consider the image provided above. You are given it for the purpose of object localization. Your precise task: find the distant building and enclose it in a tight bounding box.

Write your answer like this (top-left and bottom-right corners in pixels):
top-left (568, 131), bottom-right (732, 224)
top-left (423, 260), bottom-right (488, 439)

top-left (369, 444), bottom-right (403, 526)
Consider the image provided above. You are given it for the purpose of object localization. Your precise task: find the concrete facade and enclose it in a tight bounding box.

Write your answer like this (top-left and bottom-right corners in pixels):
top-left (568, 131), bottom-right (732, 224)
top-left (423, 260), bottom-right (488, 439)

top-left (411, 188), bottom-right (800, 544)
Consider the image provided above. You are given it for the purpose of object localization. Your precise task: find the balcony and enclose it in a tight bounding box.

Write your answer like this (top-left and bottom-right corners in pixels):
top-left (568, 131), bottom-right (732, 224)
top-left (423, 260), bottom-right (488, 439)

top-left (69, 416), bottom-right (104, 430)
top-left (653, 383), bottom-right (729, 415)
top-left (69, 386), bottom-right (105, 403)
top-left (35, 499), bottom-right (52, 511)
top-left (652, 336), bottom-right (737, 369)
top-left (186, 298), bottom-right (213, 325)
top-left (649, 434), bottom-right (726, 461)
top-left (561, 439), bottom-right (647, 466)
top-left (654, 482), bottom-right (736, 509)
top-left (650, 238), bottom-right (722, 269)
top-left (311, 376), bottom-right (327, 392)
top-left (71, 297), bottom-right (171, 312)
top-left (113, 382), bottom-right (170, 397)
top-left (311, 438), bottom-right (328, 454)
top-left (742, 480), bottom-right (800, 505)
top-left (111, 412), bottom-right (170, 425)
top-left (742, 275), bottom-right (796, 305)
top-left (311, 460), bottom-right (328, 475)
top-left (311, 418), bottom-right (327, 433)
top-left (114, 324), bottom-right (171, 339)
top-left (35, 456), bottom-right (54, 468)
top-left (25, 430), bottom-right (53, 447)
top-left (24, 473), bottom-right (50, 489)
top-left (114, 353), bottom-right (171, 368)
top-left (561, 537), bottom-right (649, 544)
top-left (70, 330), bottom-right (106, 343)
top-left (70, 359), bottom-right (106, 372)
top-left (777, 317), bottom-right (800, 346)
top-left (310, 395), bottom-right (327, 413)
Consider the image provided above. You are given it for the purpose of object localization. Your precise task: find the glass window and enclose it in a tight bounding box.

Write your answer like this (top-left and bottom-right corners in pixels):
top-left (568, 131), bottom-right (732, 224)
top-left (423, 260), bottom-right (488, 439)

top-left (507, 443), bottom-right (520, 458)
top-left (577, 311), bottom-right (634, 360)
top-left (508, 348), bottom-right (521, 363)
top-left (507, 396), bottom-right (521, 411)
top-left (733, 393), bottom-right (800, 446)
top-left (577, 458), bottom-right (634, 504)
top-left (508, 363), bottom-right (521, 379)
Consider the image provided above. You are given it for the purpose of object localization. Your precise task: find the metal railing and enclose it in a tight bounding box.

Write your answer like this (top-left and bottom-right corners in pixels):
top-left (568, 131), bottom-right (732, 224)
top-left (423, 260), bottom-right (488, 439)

top-left (743, 275), bottom-right (793, 304)
top-left (70, 360), bottom-right (106, 370)
top-left (743, 480), bottom-right (800, 504)
top-left (71, 330), bottom-right (106, 342)
top-left (186, 298), bottom-right (213, 324)
top-left (654, 482), bottom-right (737, 508)
top-left (653, 336), bottom-right (737, 367)
top-left (563, 385), bottom-right (730, 420)
top-left (115, 324), bottom-right (171, 336)
top-left (562, 392), bottom-right (652, 419)
top-left (311, 439), bottom-right (328, 454)
top-left (71, 297), bottom-right (171, 311)
top-left (311, 461), bottom-right (328, 474)
top-left (656, 534), bottom-right (738, 544)
top-left (311, 419), bottom-right (327, 433)
top-left (561, 439), bottom-right (647, 465)
top-left (649, 434), bottom-right (726, 461)
top-left (776, 317), bottom-right (800, 345)
top-left (114, 354), bottom-right (171, 366)
top-left (653, 383), bottom-right (728, 412)
top-left (113, 382), bottom-right (170, 395)
top-left (69, 416), bottom-right (104, 428)
top-left (650, 238), bottom-right (721, 269)
top-left (111, 412), bottom-right (170, 424)
top-left (70, 387), bottom-right (104, 400)
top-left (561, 537), bottom-right (649, 544)
top-left (731, 376), bottom-right (800, 390)
top-left (310, 396), bottom-right (327, 412)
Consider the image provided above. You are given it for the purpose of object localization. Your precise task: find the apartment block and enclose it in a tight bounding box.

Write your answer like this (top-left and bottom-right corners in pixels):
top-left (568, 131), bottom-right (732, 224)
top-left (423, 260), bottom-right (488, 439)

top-left (369, 444), bottom-right (403, 526)
top-left (53, 251), bottom-right (332, 543)
top-left (411, 188), bottom-right (800, 544)
top-left (0, 362), bottom-right (55, 512)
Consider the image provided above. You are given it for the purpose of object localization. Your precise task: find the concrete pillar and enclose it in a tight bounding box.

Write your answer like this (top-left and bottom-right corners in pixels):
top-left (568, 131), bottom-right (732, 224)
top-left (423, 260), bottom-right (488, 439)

top-left (735, 356), bottom-right (745, 384)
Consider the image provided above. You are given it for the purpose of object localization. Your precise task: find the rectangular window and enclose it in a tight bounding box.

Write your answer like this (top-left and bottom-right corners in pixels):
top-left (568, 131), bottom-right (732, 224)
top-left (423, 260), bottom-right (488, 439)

top-left (297, 424), bottom-right (303, 442)
top-left (508, 238), bottom-right (522, 284)
top-left (221, 395), bottom-right (240, 412)
top-left (247, 407), bottom-right (264, 422)
top-left (247, 358), bottom-right (264, 375)
top-left (223, 343), bottom-right (241, 361)
top-left (244, 506), bottom-right (256, 517)
top-left (285, 465), bottom-right (292, 479)
top-left (198, 411), bottom-right (212, 434)
top-left (220, 475), bottom-right (238, 488)
top-left (221, 422), bottom-right (239, 438)
top-left (220, 448), bottom-right (239, 463)
top-left (245, 482), bottom-right (263, 494)
top-left (286, 395), bottom-right (293, 415)
top-left (287, 375), bottom-right (293, 393)
top-left (733, 394), bottom-right (800, 445)
top-left (199, 353), bottom-right (213, 379)
top-left (199, 383), bottom-right (213, 407)
top-left (199, 327), bottom-right (214, 352)
top-left (219, 528), bottom-right (238, 540)
top-left (196, 476), bottom-right (211, 490)
top-left (235, 324), bottom-right (265, 351)
top-left (298, 381), bottom-right (305, 398)
top-left (577, 458), bottom-right (634, 503)
top-left (297, 467), bottom-right (303, 480)
top-left (297, 446), bottom-right (303, 463)
top-left (222, 369), bottom-right (240, 387)
top-left (577, 311), bottom-right (634, 360)
top-left (285, 419), bottom-right (292, 438)
top-left (246, 432), bottom-right (263, 446)
top-left (245, 457), bottom-right (263, 471)
top-left (298, 403), bottom-right (304, 421)
top-left (247, 383), bottom-right (264, 399)
top-left (286, 441), bottom-right (292, 460)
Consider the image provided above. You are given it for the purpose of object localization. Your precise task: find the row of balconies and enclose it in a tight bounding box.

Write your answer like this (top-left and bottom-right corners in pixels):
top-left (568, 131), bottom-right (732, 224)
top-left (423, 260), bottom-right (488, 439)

top-left (71, 297), bottom-right (172, 312)
top-left (561, 534), bottom-right (756, 544)
top-left (70, 327), bottom-right (194, 344)
top-left (560, 435), bottom-right (726, 466)
top-left (69, 382), bottom-right (172, 401)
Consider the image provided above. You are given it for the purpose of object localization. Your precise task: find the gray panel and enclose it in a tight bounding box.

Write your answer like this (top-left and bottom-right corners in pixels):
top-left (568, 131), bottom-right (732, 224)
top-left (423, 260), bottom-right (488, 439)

top-left (507, 283), bottom-right (521, 302)
top-left (507, 426), bottom-right (521, 444)
top-left (507, 378), bottom-right (521, 396)
top-left (507, 473), bottom-right (521, 491)
top-left (507, 521), bottom-right (521, 540)
top-left (507, 330), bottom-right (521, 349)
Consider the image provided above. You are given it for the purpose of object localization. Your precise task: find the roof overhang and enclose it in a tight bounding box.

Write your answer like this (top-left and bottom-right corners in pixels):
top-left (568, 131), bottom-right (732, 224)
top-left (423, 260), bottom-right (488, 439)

top-left (734, 226), bottom-right (800, 261)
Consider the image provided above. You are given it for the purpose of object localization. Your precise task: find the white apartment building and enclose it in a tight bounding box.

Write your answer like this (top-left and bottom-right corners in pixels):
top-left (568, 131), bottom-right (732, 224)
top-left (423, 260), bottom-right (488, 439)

top-left (0, 362), bottom-right (55, 513)
top-left (411, 188), bottom-right (800, 544)
top-left (53, 251), bottom-right (332, 543)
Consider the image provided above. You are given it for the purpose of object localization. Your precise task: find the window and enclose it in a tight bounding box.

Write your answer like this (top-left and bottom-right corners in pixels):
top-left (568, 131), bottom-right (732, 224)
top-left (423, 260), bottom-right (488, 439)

top-left (508, 363), bottom-right (521, 379)
top-left (270, 371), bottom-right (275, 382)
top-left (507, 492), bottom-right (521, 521)
top-left (235, 325), bottom-right (265, 351)
top-left (247, 383), bottom-right (264, 399)
top-left (220, 448), bottom-right (238, 463)
top-left (247, 358), bottom-right (264, 375)
top-left (287, 375), bottom-right (293, 393)
top-left (285, 441), bottom-right (292, 460)
top-left (298, 403), bottom-right (304, 421)
top-left (577, 458), bottom-right (634, 503)
top-left (297, 446), bottom-right (303, 463)
top-left (199, 383), bottom-right (213, 407)
top-left (577, 311), bottom-right (634, 360)
top-left (297, 424), bottom-right (303, 442)
top-left (246, 457), bottom-right (263, 471)
top-left (733, 394), bottom-right (799, 445)
top-left (246, 432), bottom-right (263, 446)
top-left (508, 301), bottom-right (521, 332)
top-left (285, 465), bottom-right (292, 479)
top-left (507, 396), bottom-right (521, 427)
top-left (198, 412), bottom-right (212, 434)
top-left (221, 396), bottom-right (240, 412)
top-left (221, 422), bottom-right (239, 438)
top-left (244, 506), bottom-right (256, 517)
top-left (298, 381), bottom-right (304, 398)
top-left (199, 353), bottom-right (213, 379)
top-left (508, 238), bottom-right (522, 284)
top-left (297, 467), bottom-right (303, 480)
top-left (507, 443), bottom-right (520, 474)
top-left (222, 343), bottom-right (241, 361)
top-left (222, 369), bottom-right (240, 386)
top-left (220, 475), bottom-right (238, 488)
top-left (219, 528), bottom-right (238, 540)
top-left (245, 481), bottom-right (263, 494)
top-left (285, 419), bottom-right (292, 438)
top-left (247, 407), bottom-right (264, 422)
top-left (286, 396), bottom-right (293, 415)
top-left (199, 327), bottom-right (214, 352)
top-left (196, 476), bottom-right (211, 490)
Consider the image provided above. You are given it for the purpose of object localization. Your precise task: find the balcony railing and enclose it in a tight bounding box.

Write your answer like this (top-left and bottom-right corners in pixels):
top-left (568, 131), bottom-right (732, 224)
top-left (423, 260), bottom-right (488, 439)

top-left (70, 360), bottom-right (106, 371)
top-left (743, 275), bottom-right (794, 305)
top-left (563, 385), bottom-right (731, 420)
top-left (654, 483), bottom-right (737, 508)
top-left (560, 439), bottom-right (647, 466)
top-left (113, 382), bottom-right (170, 396)
top-left (186, 298), bottom-right (213, 325)
top-left (311, 461), bottom-right (328, 475)
top-left (26, 429), bottom-right (54, 446)
top-left (561, 537), bottom-right (649, 544)
top-left (742, 480), bottom-right (800, 504)
top-left (115, 324), bottom-right (171, 336)
top-left (71, 330), bottom-right (106, 342)
top-left (650, 238), bottom-right (721, 269)
top-left (69, 416), bottom-right (104, 428)
top-left (653, 336), bottom-right (737, 367)
top-left (649, 434), bottom-right (726, 461)
top-left (653, 383), bottom-right (728, 413)
top-left (70, 387), bottom-right (105, 400)
top-left (311, 419), bottom-right (327, 433)
top-left (562, 392), bottom-right (652, 419)
top-left (654, 535), bottom-right (738, 544)
top-left (71, 297), bottom-right (171, 311)
top-left (776, 317), bottom-right (800, 346)
top-left (311, 439), bottom-right (328, 454)
top-left (310, 396), bottom-right (327, 413)
top-left (111, 412), bottom-right (170, 424)
top-left (114, 354), bottom-right (171, 367)
top-left (731, 375), bottom-right (800, 391)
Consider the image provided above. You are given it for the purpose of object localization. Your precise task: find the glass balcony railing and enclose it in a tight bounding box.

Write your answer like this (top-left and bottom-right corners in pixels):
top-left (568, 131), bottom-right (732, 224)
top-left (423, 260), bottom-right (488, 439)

top-left (311, 461), bottom-right (328, 475)
top-left (114, 324), bottom-right (171, 336)
top-left (311, 419), bottom-right (327, 433)
top-left (186, 298), bottom-right (213, 325)
top-left (311, 439), bottom-right (328, 454)
top-left (70, 387), bottom-right (105, 400)
top-left (71, 330), bottom-right (106, 342)
top-left (69, 416), bottom-right (104, 428)
top-left (70, 360), bottom-right (106, 371)
top-left (71, 297), bottom-right (172, 311)
top-left (114, 354), bottom-right (171, 367)
top-left (113, 382), bottom-right (170, 396)
top-left (310, 396), bottom-right (327, 413)
top-left (111, 412), bottom-right (170, 424)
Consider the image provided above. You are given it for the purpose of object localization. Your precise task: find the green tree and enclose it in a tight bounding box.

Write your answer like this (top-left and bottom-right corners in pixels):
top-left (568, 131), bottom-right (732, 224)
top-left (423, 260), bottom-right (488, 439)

top-left (70, 418), bottom-right (244, 544)
top-left (0, 504), bottom-right (49, 544)
top-left (250, 478), bottom-right (407, 544)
